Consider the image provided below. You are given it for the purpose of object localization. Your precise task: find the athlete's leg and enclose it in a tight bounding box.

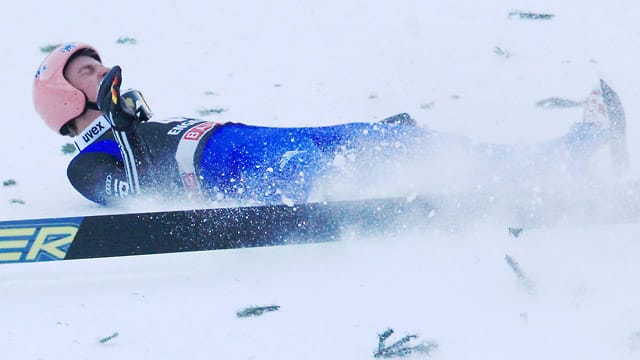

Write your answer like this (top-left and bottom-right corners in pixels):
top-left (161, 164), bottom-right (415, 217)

top-left (296, 119), bottom-right (424, 154)
top-left (198, 124), bottom-right (329, 204)
top-left (471, 81), bottom-right (618, 184)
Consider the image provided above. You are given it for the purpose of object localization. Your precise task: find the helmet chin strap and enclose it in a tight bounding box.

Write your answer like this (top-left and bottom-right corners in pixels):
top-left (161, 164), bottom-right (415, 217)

top-left (62, 100), bottom-right (100, 136)
top-left (86, 101), bottom-right (99, 111)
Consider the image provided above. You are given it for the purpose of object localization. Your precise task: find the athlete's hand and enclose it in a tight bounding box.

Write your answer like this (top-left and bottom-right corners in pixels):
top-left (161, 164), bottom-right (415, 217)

top-left (97, 66), bottom-right (137, 129)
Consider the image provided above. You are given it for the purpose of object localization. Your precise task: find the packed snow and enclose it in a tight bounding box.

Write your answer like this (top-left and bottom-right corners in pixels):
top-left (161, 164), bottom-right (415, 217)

top-left (2, 0), bottom-right (640, 359)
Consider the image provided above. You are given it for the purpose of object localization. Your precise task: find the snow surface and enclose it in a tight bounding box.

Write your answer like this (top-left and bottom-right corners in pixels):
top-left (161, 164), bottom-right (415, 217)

top-left (3, 0), bottom-right (640, 359)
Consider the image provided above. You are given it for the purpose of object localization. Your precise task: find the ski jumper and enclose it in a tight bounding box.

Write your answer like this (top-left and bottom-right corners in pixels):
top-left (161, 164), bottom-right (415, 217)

top-left (67, 113), bottom-right (421, 205)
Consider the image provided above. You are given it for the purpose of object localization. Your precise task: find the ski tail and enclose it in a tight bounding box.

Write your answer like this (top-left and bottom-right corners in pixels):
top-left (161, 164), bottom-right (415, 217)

top-left (600, 79), bottom-right (629, 174)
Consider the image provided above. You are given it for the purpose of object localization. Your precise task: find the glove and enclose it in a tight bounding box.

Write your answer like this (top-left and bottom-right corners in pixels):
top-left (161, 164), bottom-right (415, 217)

top-left (96, 66), bottom-right (138, 129)
top-left (121, 89), bottom-right (153, 122)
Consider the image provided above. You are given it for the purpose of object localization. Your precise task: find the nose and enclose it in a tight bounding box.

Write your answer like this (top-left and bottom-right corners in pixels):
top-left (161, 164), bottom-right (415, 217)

top-left (100, 68), bottom-right (110, 80)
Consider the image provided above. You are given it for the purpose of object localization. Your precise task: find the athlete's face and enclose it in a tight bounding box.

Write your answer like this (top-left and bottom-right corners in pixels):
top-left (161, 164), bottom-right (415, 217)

top-left (63, 55), bottom-right (111, 136)
top-left (64, 55), bottom-right (111, 103)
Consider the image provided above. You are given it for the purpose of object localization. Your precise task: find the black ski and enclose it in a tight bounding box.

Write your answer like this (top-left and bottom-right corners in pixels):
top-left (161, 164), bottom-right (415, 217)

top-left (0, 197), bottom-right (434, 264)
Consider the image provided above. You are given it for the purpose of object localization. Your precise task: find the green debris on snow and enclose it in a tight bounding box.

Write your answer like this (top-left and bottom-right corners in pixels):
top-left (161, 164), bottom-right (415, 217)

top-left (508, 11), bottom-right (554, 20)
top-left (197, 107), bottom-right (227, 116)
top-left (508, 227), bottom-right (523, 238)
top-left (374, 328), bottom-right (438, 358)
top-left (505, 254), bottom-right (527, 279)
top-left (116, 37), bottom-right (137, 45)
top-left (98, 332), bottom-right (119, 344)
top-left (420, 101), bottom-right (434, 110)
top-left (61, 143), bottom-right (77, 155)
top-left (40, 44), bottom-right (62, 54)
top-left (3, 179), bottom-right (16, 187)
top-left (493, 46), bottom-right (512, 58)
top-left (236, 305), bottom-right (280, 318)
top-left (535, 97), bottom-right (585, 109)
top-left (505, 254), bottom-right (536, 294)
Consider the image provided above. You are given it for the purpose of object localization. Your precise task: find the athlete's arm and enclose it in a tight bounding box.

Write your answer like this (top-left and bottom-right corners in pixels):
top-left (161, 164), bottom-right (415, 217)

top-left (67, 151), bottom-right (131, 205)
top-left (96, 66), bottom-right (154, 195)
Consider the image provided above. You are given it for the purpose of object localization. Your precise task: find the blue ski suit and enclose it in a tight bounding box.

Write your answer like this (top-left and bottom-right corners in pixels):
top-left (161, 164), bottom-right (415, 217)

top-left (67, 111), bottom-right (610, 206)
top-left (68, 113), bottom-right (424, 205)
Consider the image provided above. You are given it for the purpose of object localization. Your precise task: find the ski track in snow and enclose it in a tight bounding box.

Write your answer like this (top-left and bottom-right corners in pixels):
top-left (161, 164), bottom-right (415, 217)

top-left (2, 1), bottom-right (640, 359)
